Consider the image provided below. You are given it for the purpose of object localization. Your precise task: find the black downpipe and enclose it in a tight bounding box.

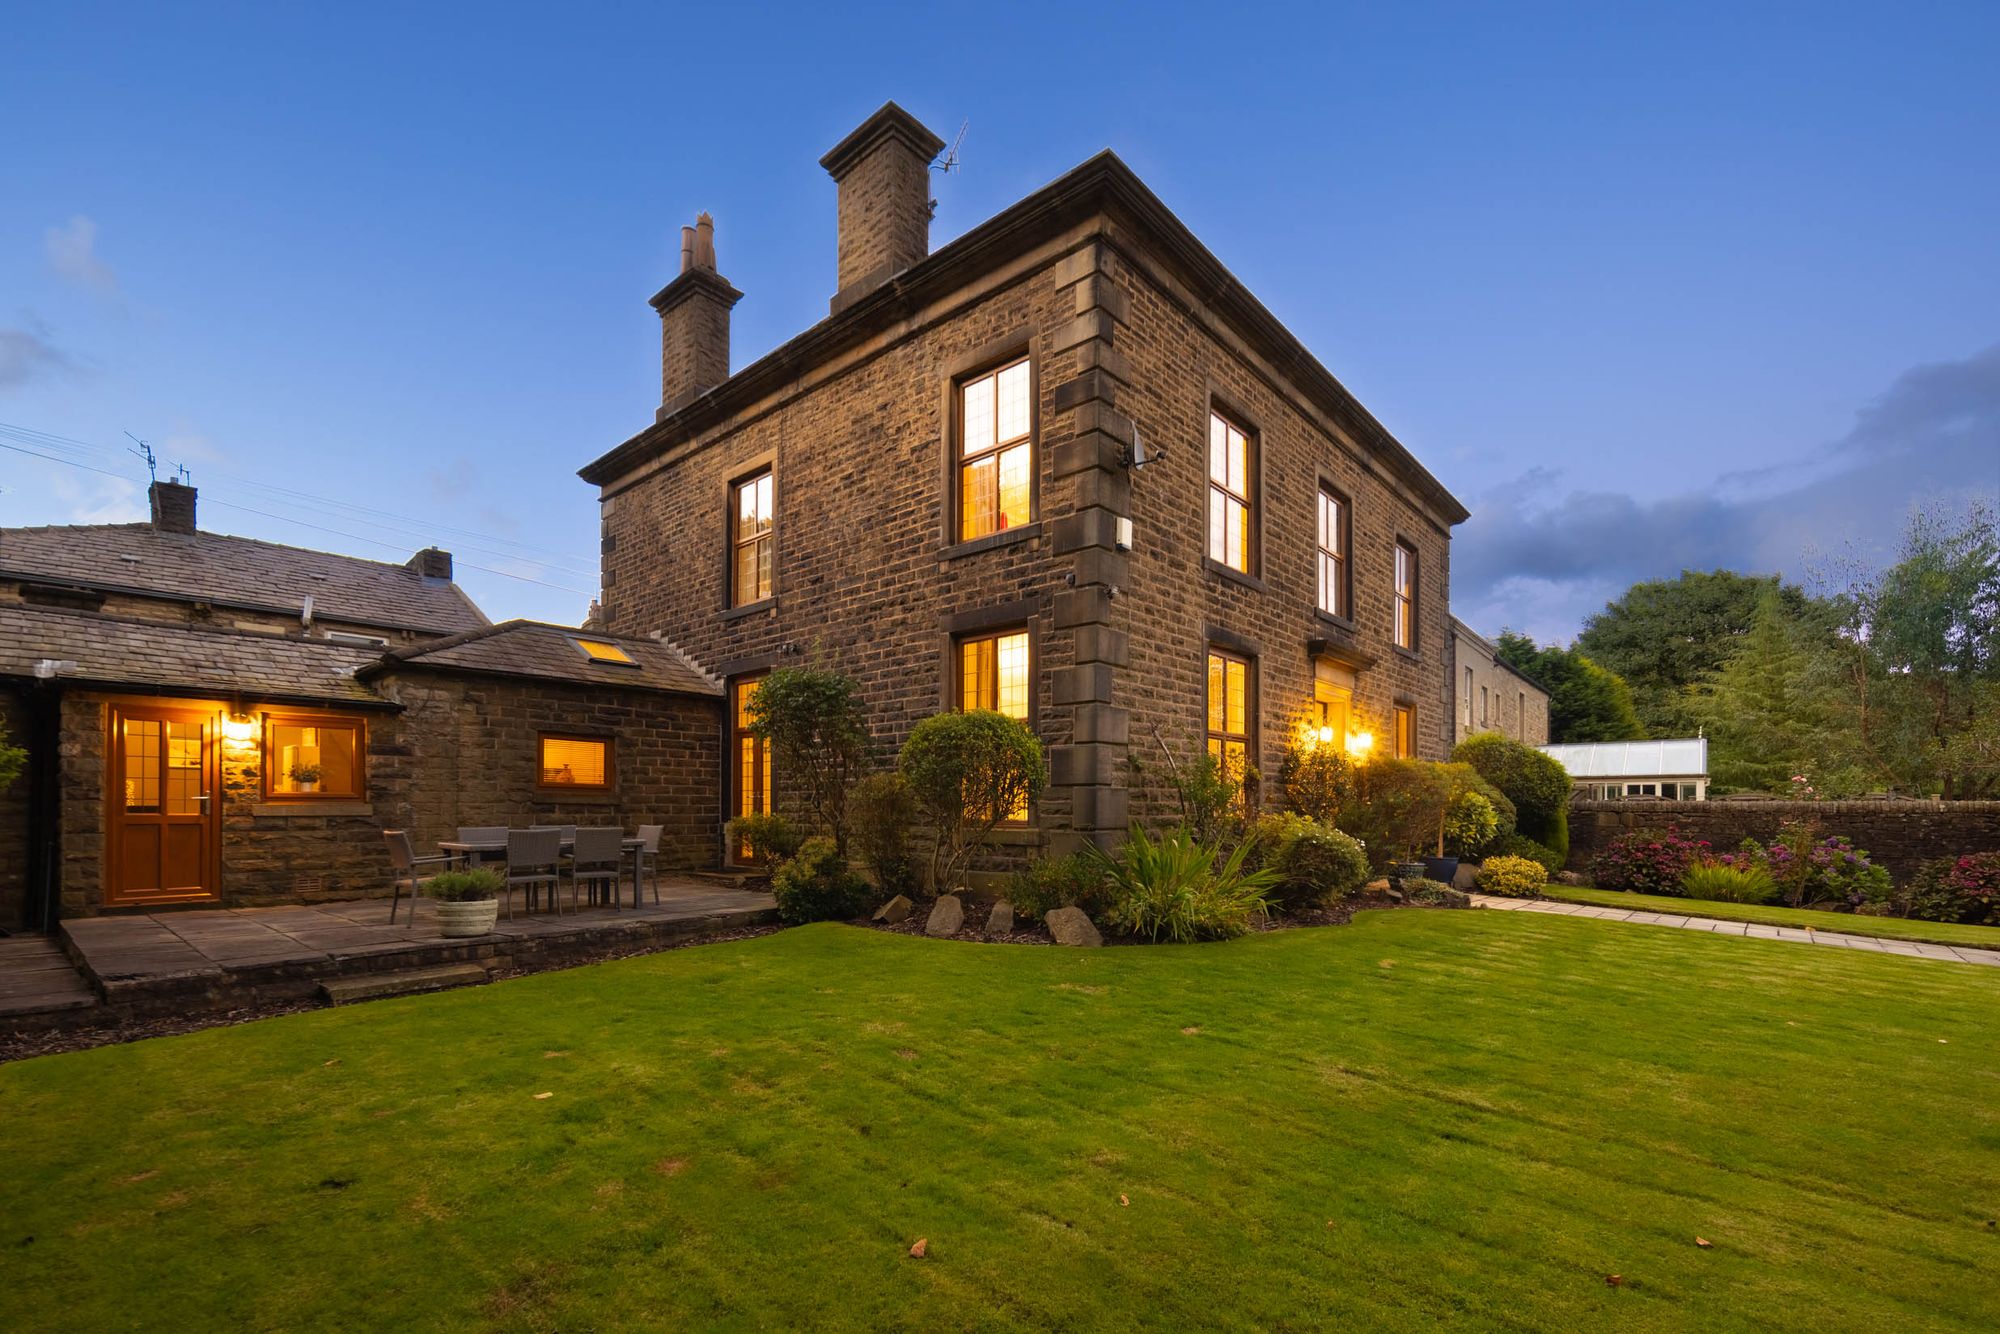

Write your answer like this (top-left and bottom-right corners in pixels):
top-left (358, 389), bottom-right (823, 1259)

top-left (23, 683), bottom-right (63, 934)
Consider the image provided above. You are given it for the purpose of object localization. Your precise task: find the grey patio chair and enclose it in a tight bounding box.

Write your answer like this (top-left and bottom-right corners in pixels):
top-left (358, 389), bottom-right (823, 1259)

top-left (384, 830), bottom-right (453, 926)
top-left (570, 827), bottom-right (625, 911)
top-left (634, 825), bottom-right (664, 906)
top-left (505, 827), bottom-right (564, 918)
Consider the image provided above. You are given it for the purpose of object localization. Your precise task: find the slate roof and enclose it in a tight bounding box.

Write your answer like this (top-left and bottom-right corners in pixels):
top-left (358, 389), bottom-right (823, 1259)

top-left (1539, 739), bottom-right (1710, 780)
top-left (365, 621), bottom-right (720, 697)
top-left (0, 604), bottom-right (384, 707)
top-left (0, 523), bottom-right (488, 636)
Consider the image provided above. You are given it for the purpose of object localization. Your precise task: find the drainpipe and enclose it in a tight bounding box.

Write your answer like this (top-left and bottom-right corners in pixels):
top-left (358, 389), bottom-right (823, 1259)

top-left (22, 682), bottom-right (63, 934)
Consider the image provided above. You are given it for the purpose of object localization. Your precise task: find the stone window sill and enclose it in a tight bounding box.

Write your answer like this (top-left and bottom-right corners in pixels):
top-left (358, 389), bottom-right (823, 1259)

top-left (534, 790), bottom-right (620, 806)
top-left (1312, 608), bottom-right (1357, 633)
top-left (985, 826), bottom-right (1043, 846)
top-left (251, 800), bottom-right (374, 818)
top-left (1205, 558), bottom-right (1267, 594)
top-left (1392, 644), bottom-right (1423, 663)
top-left (938, 522), bottom-right (1042, 562)
top-left (720, 597), bottom-right (776, 623)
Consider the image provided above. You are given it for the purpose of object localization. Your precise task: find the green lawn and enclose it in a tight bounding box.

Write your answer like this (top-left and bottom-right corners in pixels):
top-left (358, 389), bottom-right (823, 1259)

top-left (4, 912), bottom-right (1998, 1331)
top-left (1541, 884), bottom-right (2000, 949)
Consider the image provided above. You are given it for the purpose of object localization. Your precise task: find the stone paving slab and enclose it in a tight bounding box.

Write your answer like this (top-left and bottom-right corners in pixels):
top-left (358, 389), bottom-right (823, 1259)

top-left (1470, 895), bottom-right (2000, 969)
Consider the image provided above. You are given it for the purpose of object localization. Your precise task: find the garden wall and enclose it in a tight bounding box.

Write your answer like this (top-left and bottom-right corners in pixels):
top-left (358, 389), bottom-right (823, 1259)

top-left (1567, 800), bottom-right (2000, 885)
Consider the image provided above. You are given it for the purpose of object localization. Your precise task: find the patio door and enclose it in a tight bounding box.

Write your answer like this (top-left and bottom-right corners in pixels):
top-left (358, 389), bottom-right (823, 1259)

top-left (730, 675), bottom-right (771, 863)
top-left (106, 704), bottom-right (221, 906)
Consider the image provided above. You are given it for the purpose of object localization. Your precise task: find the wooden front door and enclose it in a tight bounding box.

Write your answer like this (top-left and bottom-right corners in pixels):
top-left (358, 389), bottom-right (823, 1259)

top-left (107, 704), bottom-right (221, 906)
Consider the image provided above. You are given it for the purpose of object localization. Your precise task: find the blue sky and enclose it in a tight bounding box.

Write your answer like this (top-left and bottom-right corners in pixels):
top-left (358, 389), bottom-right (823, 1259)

top-left (4, 1), bottom-right (1996, 640)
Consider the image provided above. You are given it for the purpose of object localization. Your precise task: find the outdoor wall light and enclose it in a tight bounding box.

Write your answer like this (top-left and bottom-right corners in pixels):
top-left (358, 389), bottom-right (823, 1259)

top-left (1316, 725), bottom-right (1335, 745)
top-left (1346, 730), bottom-right (1374, 758)
top-left (222, 713), bottom-right (258, 744)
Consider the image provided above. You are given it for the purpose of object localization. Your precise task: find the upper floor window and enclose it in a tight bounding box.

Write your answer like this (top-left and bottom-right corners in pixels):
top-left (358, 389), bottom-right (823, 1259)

top-left (1393, 540), bottom-right (1418, 650)
top-left (1316, 485), bottom-right (1349, 617)
top-left (1207, 411), bottom-right (1254, 573)
top-left (1480, 686), bottom-right (1489, 727)
top-left (731, 468), bottom-right (774, 606)
top-left (958, 628), bottom-right (1031, 721)
top-left (264, 713), bottom-right (364, 799)
top-left (1462, 667), bottom-right (1474, 728)
top-left (539, 734), bottom-right (612, 790)
top-left (1206, 648), bottom-right (1254, 794)
top-left (958, 357), bottom-right (1033, 541)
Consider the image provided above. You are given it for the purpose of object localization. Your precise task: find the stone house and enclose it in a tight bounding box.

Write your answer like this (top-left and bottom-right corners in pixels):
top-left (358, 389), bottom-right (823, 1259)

top-left (1450, 618), bottom-right (1550, 747)
top-left (582, 103), bottom-right (1472, 865)
top-left (0, 482), bottom-right (722, 929)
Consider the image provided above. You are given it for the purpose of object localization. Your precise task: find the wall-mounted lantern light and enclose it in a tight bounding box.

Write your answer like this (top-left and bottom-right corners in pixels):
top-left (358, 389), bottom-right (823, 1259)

top-left (1346, 730), bottom-right (1374, 759)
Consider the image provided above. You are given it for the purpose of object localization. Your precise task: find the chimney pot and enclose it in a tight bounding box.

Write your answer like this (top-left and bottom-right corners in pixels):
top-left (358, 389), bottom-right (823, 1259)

top-left (650, 213), bottom-right (742, 418)
top-left (821, 102), bottom-right (946, 314)
top-left (148, 479), bottom-right (197, 535)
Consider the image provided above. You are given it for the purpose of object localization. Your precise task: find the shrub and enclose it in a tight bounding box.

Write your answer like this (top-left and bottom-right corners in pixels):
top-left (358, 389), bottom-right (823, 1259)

top-left (1086, 825), bottom-right (1277, 943)
top-left (728, 811), bottom-right (805, 866)
top-left (745, 665), bottom-right (872, 851)
top-left (1246, 813), bottom-right (1369, 912)
top-left (1405, 879), bottom-right (1471, 908)
top-left (0, 723), bottom-right (24, 792)
top-left (1277, 743), bottom-right (1354, 825)
top-left (1442, 790), bottom-right (1500, 859)
top-left (1491, 833), bottom-right (1563, 878)
top-left (1146, 742), bottom-right (1251, 846)
top-left (898, 710), bottom-right (1045, 892)
top-left (1590, 825), bottom-right (1709, 895)
top-left (1473, 855), bottom-right (1546, 898)
top-left (425, 868), bottom-right (502, 902)
top-left (1008, 852), bottom-right (1114, 921)
top-left (1722, 822), bottom-right (1894, 910)
top-left (1348, 760), bottom-right (1495, 863)
top-left (848, 773), bottom-right (920, 898)
top-left (770, 836), bottom-right (873, 924)
top-left (1900, 853), bottom-right (2000, 924)
top-left (1680, 859), bottom-right (1778, 903)
top-left (1452, 732), bottom-right (1571, 850)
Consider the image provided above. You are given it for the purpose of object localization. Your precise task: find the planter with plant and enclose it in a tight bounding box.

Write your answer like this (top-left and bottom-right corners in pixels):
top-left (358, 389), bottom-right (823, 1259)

top-left (289, 763), bottom-right (322, 794)
top-left (425, 868), bottom-right (503, 937)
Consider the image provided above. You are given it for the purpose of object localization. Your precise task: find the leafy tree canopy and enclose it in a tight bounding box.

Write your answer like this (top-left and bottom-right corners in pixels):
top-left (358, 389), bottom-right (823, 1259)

top-left (1494, 632), bottom-right (1647, 743)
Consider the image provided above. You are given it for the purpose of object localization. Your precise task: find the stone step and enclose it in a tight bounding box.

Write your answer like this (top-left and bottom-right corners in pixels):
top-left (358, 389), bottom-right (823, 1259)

top-left (318, 963), bottom-right (489, 1005)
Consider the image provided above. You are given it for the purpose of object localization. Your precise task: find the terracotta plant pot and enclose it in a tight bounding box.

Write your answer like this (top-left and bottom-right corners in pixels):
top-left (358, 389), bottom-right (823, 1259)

top-left (435, 898), bottom-right (498, 938)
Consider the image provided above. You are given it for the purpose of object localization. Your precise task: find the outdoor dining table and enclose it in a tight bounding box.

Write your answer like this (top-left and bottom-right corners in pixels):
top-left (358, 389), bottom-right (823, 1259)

top-left (436, 835), bottom-right (649, 908)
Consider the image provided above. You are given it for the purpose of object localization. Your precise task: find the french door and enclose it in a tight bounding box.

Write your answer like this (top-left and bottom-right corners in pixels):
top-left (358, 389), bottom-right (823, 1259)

top-left (107, 704), bottom-right (221, 906)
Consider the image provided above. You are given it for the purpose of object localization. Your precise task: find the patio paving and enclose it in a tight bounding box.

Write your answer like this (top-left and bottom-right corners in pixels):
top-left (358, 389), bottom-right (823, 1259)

top-left (1470, 894), bottom-right (2000, 967)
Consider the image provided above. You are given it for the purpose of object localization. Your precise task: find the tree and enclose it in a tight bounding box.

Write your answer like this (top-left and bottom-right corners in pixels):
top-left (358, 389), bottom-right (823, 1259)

top-left (1691, 589), bottom-right (1830, 794)
top-left (1578, 570), bottom-right (1812, 736)
top-left (898, 710), bottom-right (1045, 891)
top-left (746, 665), bottom-right (872, 852)
top-left (1495, 632), bottom-right (1647, 743)
top-left (1451, 732), bottom-right (1570, 849)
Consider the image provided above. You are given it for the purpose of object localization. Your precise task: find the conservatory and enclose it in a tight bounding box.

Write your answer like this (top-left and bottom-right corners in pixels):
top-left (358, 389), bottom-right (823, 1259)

top-left (1538, 738), bottom-right (1709, 802)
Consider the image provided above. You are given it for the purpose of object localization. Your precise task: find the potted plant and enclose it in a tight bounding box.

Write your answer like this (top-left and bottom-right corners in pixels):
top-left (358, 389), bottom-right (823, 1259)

top-left (289, 762), bottom-right (322, 794)
top-left (426, 868), bottom-right (502, 937)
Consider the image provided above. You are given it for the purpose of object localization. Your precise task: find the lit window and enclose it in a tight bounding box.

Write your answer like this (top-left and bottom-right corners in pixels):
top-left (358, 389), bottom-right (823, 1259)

top-left (959, 358), bottom-right (1033, 541)
top-left (571, 637), bottom-right (637, 666)
top-left (1206, 649), bottom-right (1253, 796)
top-left (1393, 541), bottom-right (1418, 650)
top-left (1393, 705), bottom-right (1414, 759)
top-left (1207, 411), bottom-right (1254, 573)
top-left (265, 714), bottom-right (364, 799)
top-left (1316, 486), bottom-right (1348, 616)
top-left (539, 735), bottom-right (611, 789)
top-left (731, 468), bottom-right (774, 605)
top-left (958, 629), bottom-right (1032, 820)
top-left (732, 676), bottom-right (772, 860)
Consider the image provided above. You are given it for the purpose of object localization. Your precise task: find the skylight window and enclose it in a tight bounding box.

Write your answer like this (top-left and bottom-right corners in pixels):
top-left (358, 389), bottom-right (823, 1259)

top-left (571, 636), bottom-right (638, 666)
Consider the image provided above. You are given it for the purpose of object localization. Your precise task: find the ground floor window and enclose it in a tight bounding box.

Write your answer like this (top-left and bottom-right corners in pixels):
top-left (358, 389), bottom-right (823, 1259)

top-left (1393, 704), bottom-right (1414, 759)
top-left (958, 628), bottom-right (1031, 821)
top-left (539, 734), bottom-right (611, 790)
top-left (264, 713), bottom-right (365, 798)
top-left (732, 675), bottom-right (772, 860)
top-left (1206, 648), bottom-right (1254, 797)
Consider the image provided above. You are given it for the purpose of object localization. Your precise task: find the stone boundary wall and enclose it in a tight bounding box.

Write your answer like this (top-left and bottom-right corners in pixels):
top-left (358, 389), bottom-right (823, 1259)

top-left (1567, 799), bottom-right (2000, 885)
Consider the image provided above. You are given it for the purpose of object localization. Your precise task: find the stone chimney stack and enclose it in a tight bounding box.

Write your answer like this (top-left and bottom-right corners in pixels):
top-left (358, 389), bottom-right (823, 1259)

top-left (820, 102), bottom-right (946, 314)
top-left (406, 547), bottom-right (454, 580)
top-left (148, 479), bottom-right (197, 534)
top-left (651, 211), bottom-right (742, 419)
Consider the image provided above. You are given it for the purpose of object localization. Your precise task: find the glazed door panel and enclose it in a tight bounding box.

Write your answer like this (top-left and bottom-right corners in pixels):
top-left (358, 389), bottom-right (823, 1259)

top-left (107, 706), bottom-right (220, 906)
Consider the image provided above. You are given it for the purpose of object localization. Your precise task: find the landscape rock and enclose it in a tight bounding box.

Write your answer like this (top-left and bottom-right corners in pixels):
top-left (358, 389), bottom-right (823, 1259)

top-left (1450, 863), bottom-right (1480, 891)
top-left (1555, 870), bottom-right (1588, 886)
top-left (1044, 906), bottom-right (1102, 947)
top-left (924, 895), bottom-right (964, 937)
top-left (872, 895), bottom-right (913, 925)
top-left (985, 901), bottom-right (1016, 939)
top-left (1364, 878), bottom-right (1392, 895)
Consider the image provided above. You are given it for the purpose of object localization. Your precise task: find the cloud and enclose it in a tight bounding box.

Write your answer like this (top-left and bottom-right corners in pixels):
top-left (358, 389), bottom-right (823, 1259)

top-left (45, 215), bottom-right (117, 292)
top-left (49, 471), bottom-right (143, 524)
top-left (0, 324), bottom-right (72, 389)
top-left (1454, 343), bottom-right (2000, 643)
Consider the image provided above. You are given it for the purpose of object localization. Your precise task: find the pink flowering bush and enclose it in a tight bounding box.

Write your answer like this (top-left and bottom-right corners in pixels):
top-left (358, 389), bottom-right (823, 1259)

top-left (1902, 853), bottom-right (2000, 925)
top-left (1589, 826), bottom-right (1709, 895)
top-left (1719, 821), bottom-right (1892, 910)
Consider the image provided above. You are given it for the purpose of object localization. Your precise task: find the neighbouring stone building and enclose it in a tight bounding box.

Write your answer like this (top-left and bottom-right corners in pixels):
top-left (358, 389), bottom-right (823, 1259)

top-left (0, 483), bottom-right (722, 928)
top-left (582, 103), bottom-right (1471, 866)
top-left (1450, 617), bottom-right (1550, 747)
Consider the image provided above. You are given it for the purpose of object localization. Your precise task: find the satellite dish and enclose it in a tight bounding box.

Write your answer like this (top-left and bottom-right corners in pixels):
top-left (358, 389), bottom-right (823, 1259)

top-left (1123, 419), bottom-right (1166, 470)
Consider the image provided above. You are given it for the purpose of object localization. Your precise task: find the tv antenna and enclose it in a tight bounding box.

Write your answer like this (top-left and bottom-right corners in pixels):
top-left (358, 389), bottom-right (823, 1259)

top-left (124, 432), bottom-right (158, 482)
top-left (932, 120), bottom-right (968, 174)
top-left (172, 462), bottom-right (193, 485)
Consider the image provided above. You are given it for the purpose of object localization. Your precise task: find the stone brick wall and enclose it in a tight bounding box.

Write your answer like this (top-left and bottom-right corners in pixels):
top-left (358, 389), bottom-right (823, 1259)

top-left (1567, 799), bottom-right (2000, 885)
top-left (0, 687), bottom-right (30, 927)
top-left (0, 582), bottom-right (436, 644)
top-left (42, 678), bottom-right (722, 917)
top-left (1450, 626), bottom-right (1549, 747)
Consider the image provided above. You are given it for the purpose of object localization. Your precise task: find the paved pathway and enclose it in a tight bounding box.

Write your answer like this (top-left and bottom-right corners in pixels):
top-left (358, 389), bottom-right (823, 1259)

top-left (0, 935), bottom-right (98, 1020)
top-left (1471, 894), bottom-right (2000, 968)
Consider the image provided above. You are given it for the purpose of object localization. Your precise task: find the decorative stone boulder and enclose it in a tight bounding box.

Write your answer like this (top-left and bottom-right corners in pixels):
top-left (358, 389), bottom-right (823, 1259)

top-left (924, 895), bottom-right (964, 938)
top-left (1450, 863), bottom-right (1480, 892)
top-left (872, 895), bottom-right (913, 925)
top-left (985, 901), bottom-right (1016, 939)
top-left (1044, 906), bottom-right (1102, 948)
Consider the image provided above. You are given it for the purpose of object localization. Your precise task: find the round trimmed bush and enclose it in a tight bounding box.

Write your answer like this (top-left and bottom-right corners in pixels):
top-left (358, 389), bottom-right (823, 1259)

top-left (770, 836), bottom-right (872, 924)
top-left (1491, 833), bottom-right (1562, 878)
top-left (1473, 854), bottom-right (1547, 898)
